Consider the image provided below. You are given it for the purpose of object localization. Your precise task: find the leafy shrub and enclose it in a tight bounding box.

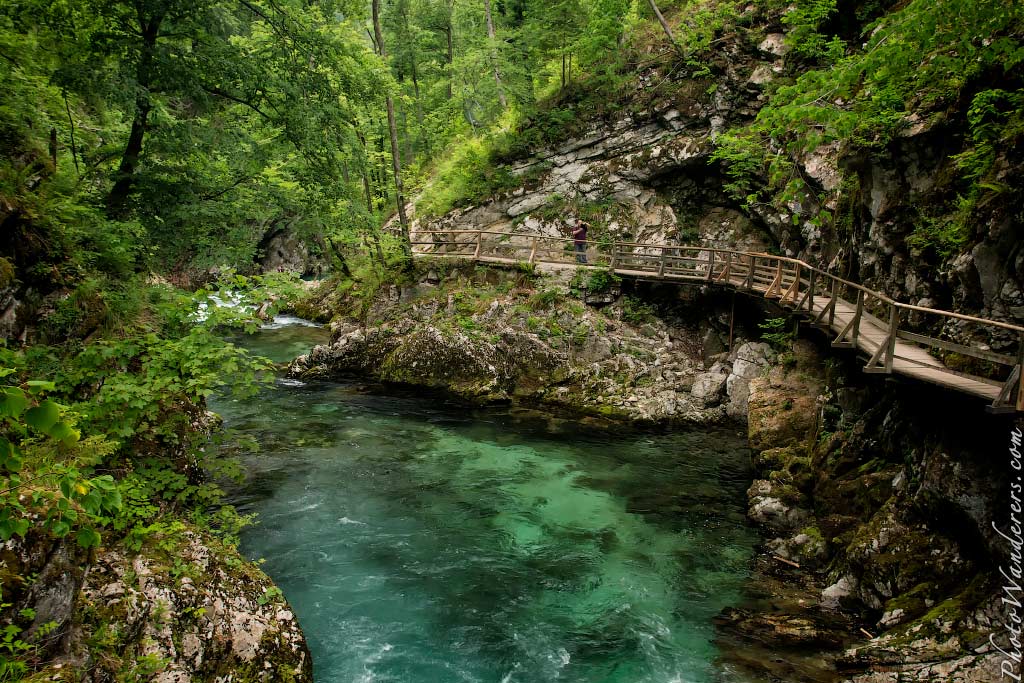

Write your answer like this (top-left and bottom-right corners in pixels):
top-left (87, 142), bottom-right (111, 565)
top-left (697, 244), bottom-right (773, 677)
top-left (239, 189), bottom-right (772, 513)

top-left (620, 296), bottom-right (656, 324)
top-left (759, 316), bottom-right (795, 350)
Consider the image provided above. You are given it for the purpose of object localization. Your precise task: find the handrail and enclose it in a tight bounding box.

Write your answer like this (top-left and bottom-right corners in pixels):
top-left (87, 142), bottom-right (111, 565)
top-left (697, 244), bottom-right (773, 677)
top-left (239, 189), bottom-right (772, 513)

top-left (413, 228), bottom-right (1024, 411)
top-left (414, 230), bottom-right (1024, 334)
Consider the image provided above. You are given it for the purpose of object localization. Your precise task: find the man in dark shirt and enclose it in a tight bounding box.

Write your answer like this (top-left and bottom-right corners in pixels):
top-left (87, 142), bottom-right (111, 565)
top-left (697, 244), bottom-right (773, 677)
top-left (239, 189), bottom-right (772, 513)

top-left (572, 220), bottom-right (589, 264)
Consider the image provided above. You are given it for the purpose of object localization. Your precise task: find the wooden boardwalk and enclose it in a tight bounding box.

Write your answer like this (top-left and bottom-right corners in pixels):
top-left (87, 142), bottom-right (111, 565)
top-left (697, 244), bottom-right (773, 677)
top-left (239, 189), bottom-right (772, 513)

top-left (413, 230), bottom-right (1024, 412)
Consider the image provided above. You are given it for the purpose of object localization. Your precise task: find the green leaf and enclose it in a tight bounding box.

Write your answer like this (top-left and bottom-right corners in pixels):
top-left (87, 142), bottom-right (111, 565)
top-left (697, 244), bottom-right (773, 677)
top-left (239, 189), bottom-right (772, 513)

top-left (47, 421), bottom-right (79, 445)
top-left (49, 520), bottom-right (71, 537)
top-left (25, 400), bottom-right (60, 432)
top-left (75, 528), bottom-right (101, 549)
top-left (0, 387), bottom-right (28, 418)
top-left (25, 380), bottom-right (56, 391)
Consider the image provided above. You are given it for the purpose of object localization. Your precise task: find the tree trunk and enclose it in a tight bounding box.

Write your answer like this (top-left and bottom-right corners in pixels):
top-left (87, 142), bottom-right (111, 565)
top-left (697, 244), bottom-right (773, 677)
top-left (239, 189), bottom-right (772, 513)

top-left (446, 0), bottom-right (454, 100)
top-left (106, 12), bottom-right (162, 217)
top-left (483, 0), bottom-right (507, 109)
top-left (646, 0), bottom-right (680, 52)
top-left (372, 0), bottom-right (412, 260)
top-left (327, 237), bottom-right (354, 278)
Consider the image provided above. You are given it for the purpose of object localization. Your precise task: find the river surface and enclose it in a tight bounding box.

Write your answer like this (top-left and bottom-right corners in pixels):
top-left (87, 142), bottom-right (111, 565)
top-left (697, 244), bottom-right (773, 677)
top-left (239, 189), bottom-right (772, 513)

top-left (214, 319), bottom-right (763, 683)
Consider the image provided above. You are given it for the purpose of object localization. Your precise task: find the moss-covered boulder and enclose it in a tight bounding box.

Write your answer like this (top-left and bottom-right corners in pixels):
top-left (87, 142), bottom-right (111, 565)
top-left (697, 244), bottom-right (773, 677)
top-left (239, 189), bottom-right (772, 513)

top-left (72, 528), bottom-right (311, 682)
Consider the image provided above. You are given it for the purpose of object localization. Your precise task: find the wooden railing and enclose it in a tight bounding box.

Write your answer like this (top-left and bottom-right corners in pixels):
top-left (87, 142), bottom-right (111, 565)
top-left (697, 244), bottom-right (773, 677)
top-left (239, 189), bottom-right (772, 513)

top-left (412, 230), bottom-right (1024, 412)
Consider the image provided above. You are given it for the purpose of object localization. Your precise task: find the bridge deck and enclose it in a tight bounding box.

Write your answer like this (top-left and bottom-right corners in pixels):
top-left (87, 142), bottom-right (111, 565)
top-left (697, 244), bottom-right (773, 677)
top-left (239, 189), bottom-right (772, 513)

top-left (415, 232), bottom-right (1023, 411)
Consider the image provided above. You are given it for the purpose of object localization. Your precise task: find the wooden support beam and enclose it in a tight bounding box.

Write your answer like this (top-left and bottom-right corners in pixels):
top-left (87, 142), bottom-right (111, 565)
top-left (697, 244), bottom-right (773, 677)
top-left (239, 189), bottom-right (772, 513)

top-left (852, 290), bottom-right (864, 347)
top-left (473, 232), bottom-right (482, 259)
top-left (829, 280), bottom-right (838, 327)
top-left (885, 305), bottom-right (899, 373)
top-left (864, 304), bottom-right (899, 374)
top-left (718, 252), bottom-right (732, 282)
top-left (783, 264), bottom-right (801, 305)
top-left (989, 364), bottom-right (1022, 414)
top-left (528, 236), bottom-right (538, 265)
top-left (766, 261), bottom-right (782, 298)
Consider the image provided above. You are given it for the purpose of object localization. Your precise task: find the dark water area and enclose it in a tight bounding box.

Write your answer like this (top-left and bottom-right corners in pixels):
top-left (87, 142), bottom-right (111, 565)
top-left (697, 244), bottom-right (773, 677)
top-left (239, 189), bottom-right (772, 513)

top-left (214, 320), bottom-right (766, 683)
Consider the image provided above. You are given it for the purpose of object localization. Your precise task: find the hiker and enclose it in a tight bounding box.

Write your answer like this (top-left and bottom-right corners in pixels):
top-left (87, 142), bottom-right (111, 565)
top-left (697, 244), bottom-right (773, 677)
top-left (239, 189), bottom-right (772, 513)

top-left (572, 220), bottom-right (589, 264)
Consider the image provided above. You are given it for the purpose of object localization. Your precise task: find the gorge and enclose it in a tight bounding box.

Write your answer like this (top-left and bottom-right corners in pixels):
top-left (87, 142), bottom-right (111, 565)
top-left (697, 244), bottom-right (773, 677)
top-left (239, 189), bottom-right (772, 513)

top-left (0, 0), bottom-right (1021, 681)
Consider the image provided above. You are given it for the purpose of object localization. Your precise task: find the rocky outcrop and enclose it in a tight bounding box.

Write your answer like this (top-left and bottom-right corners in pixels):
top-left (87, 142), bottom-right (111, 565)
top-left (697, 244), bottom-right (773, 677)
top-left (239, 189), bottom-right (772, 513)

top-left (1, 527), bottom-right (310, 683)
top-left (728, 335), bottom-right (1009, 682)
top-left (409, 38), bottom-right (776, 259)
top-left (258, 228), bottom-right (325, 278)
top-left (291, 263), bottom-right (771, 424)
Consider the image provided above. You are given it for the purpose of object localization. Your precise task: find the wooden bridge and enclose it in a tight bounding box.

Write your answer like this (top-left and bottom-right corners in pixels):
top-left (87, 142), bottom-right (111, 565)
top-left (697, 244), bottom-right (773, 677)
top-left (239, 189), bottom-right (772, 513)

top-left (413, 229), bottom-right (1024, 413)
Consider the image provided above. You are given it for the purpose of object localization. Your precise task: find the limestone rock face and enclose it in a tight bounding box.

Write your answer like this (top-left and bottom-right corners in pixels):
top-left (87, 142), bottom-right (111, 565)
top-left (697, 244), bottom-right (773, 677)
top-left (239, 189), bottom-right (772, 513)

top-left (79, 530), bottom-right (311, 683)
top-left (259, 229), bottom-right (325, 277)
top-left (737, 332), bottom-right (1007, 683)
top-left (1, 527), bottom-right (310, 683)
top-left (291, 263), bottom-right (741, 425)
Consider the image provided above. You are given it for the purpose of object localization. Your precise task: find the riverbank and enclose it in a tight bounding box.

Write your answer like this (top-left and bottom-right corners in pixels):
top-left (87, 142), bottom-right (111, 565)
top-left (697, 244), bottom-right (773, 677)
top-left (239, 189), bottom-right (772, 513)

top-left (289, 262), bottom-right (1008, 682)
top-left (289, 260), bottom-right (777, 426)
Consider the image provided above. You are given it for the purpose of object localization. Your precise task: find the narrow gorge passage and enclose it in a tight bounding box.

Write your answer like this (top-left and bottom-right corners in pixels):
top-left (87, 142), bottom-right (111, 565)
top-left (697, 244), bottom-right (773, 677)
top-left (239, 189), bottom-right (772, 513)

top-left (212, 319), bottom-right (766, 683)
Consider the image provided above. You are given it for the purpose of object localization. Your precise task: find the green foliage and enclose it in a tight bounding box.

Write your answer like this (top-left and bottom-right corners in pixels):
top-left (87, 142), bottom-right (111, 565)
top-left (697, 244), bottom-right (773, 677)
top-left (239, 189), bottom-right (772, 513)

top-left (258, 586), bottom-right (285, 606)
top-left (0, 375), bottom-right (122, 549)
top-left (527, 288), bottom-right (563, 310)
top-left (620, 296), bottom-right (656, 325)
top-left (781, 0), bottom-right (846, 62)
top-left (569, 267), bottom-right (620, 297)
top-left (759, 316), bottom-right (795, 351)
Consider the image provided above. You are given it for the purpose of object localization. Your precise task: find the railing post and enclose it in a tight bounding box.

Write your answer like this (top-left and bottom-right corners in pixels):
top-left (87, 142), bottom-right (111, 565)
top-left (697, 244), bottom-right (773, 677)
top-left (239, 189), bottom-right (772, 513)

top-left (885, 304), bottom-right (899, 373)
top-left (473, 231), bottom-right (482, 259)
top-left (788, 264), bottom-right (802, 304)
top-left (851, 290), bottom-right (864, 347)
top-left (807, 271), bottom-right (816, 313)
top-left (723, 252), bottom-right (732, 282)
top-left (658, 248), bottom-right (667, 277)
top-left (610, 245), bottom-right (619, 270)
top-left (746, 256), bottom-right (755, 291)
top-left (528, 236), bottom-right (538, 265)
top-left (706, 251), bottom-right (714, 281)
top-left (829, 280), bottom-right (838, 327)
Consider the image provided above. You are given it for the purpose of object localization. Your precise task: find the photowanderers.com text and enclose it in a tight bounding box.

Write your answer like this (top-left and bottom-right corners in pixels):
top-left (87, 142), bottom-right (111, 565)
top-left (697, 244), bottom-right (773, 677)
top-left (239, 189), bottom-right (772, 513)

top-left (994, 425), bottom-right (1024, 680)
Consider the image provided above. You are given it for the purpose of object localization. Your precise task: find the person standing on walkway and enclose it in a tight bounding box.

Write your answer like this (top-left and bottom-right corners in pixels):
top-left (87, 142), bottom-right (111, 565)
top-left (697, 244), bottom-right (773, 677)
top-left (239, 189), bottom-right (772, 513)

top-left (573, 220), bottom-right (589, 264)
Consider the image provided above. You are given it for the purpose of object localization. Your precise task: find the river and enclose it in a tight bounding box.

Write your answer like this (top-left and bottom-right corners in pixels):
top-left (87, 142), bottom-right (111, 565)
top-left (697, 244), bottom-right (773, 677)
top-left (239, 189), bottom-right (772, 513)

top-left (213, 317), bottom-right (765, 683)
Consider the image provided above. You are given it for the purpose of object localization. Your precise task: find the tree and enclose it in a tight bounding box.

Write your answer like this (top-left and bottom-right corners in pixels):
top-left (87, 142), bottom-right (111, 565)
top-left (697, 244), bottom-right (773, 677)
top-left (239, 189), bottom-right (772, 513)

top-left (646, 0), bottom-right (679, 53)
top-left (483, 0), bottom-right (508, 109)
top-left (373, 0), bottom-right (413, 260)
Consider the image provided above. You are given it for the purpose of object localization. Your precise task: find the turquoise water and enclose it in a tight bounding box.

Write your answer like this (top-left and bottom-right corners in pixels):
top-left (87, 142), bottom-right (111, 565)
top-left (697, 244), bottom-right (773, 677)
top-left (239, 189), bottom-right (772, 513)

top-left (215, 321), bottom-right (763, 683)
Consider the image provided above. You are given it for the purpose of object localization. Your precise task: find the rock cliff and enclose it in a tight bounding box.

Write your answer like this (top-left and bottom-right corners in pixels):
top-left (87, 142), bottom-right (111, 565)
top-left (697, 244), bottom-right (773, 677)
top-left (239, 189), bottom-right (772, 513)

top-left (1, 526), bottom-right (311, 682)
top-left (719, 335), bottom-right (1010, 682)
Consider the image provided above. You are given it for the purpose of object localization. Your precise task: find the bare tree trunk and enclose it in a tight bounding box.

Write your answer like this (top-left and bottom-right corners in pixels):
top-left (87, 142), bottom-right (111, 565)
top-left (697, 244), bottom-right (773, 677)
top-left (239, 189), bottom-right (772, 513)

top-left (444, 0), bottom-right (455, 100)
top-left (646, 0), bottom-right (679, 51)
top-left (107, 11), bottom-right (163, 217)
top-left (483, 0), bottom-right (507, 109)
top-left (63, 92), bottom-right (80, 177)
top-left (445, 24), bottom-right (454, 100)
top-left (372, 0), bottom-right (412, 260)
